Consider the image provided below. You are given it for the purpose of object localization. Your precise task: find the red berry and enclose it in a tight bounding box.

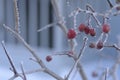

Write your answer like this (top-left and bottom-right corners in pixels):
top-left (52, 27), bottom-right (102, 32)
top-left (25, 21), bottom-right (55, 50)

top-left (67, 29), bottom-right (76, 39)
top-left (84, 26), bottom-right (90, 34)
top-left (96, 41), bottom-right (103, 49)
top-left (89, 42), bottom-right (96, 48)
top-left (92, 71), bottom-right (98, 78)
top-left (46, 55), bottom-right (52, 62)
top-left (102, 24), bottom-right (110, 33)
top-left (89, 28), bottom-right (96, 36)
top-left (116, 6), bottom-right (120, 10)
top-left (78, 24), bottom-right (86, 32)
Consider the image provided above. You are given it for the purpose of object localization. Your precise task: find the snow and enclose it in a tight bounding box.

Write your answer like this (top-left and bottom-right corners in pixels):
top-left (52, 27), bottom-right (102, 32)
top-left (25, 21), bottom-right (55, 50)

top-left (0, 44), bottom-right (120, 80)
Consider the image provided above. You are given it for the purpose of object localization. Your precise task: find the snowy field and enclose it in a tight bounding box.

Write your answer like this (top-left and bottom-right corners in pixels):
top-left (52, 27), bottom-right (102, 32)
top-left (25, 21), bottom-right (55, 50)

top-left (0, 43), bottom-right (120, 80)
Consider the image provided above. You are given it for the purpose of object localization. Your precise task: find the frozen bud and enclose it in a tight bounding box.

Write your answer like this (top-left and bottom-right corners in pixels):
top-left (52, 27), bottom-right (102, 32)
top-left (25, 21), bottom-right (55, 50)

top-left (89, 42), bottom-right (96, 48)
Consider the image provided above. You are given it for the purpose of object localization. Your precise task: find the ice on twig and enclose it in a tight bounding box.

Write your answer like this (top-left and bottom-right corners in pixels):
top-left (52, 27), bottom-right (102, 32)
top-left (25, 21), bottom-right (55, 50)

top-left (37, 23), bottom-right (57, 32)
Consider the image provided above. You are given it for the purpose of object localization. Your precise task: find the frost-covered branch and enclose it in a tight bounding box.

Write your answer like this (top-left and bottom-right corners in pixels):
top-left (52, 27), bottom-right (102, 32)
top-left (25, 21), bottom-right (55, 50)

top-left (2, 24), bottom-right (64, 80)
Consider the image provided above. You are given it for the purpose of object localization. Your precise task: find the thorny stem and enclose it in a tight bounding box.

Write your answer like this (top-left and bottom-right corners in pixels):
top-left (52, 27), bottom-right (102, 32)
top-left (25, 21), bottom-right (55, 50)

top-left (2, 24), bottom-right (64, 80)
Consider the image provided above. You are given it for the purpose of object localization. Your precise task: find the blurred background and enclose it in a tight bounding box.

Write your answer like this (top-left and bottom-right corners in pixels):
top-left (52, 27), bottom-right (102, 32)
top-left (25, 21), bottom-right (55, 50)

top-left (0, 0), bottom-right (120, 80)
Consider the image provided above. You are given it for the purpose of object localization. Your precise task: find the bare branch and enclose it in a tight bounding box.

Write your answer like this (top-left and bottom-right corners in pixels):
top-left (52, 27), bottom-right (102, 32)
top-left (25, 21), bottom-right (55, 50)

top-left (107, 0), bottom-right (113, 8)
top-left (104, 44), bottom-right (120, 51)
top-left (104, 68), bottom-right (109, 80)
top-left (20, 62), bottom-right (27, 80)
top-left (78, 37), bottom-right (88, 59)
top-left (3, 24), bottom-right (45, 68)
top-left (37, 22), bottom-right (57, 32)
top-left (2, 24), bottom-right (64, 80)
top-left (51, 0), bottom-right (68, 34)
top-left (86, 4), bottom-right (95, 12)
top-left (1, 41), bottom-right (24, 80)
top-left (70, 37), bottom-right (88, 80)
top-left (13, 0), bottom-right (20, 33)
top-left (23, 68), bottom-right (45, 75)
top-left (1, 41), bottom-right (18, 75)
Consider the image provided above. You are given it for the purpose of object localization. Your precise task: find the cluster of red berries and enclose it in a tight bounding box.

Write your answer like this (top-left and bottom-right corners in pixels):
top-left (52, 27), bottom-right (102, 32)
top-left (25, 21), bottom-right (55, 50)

top-left (67, 23), bottom-right (110, 40)
top-left (89, 41), bottom-right (104, 50)
top-left (67, 24), bottom-right (96, 40)
top-left (78, 24), bottom-right (96, 36)
top-left (88, 24), bottom-right (110, 50)
top-left (46, 23), bottom-right (110, 62)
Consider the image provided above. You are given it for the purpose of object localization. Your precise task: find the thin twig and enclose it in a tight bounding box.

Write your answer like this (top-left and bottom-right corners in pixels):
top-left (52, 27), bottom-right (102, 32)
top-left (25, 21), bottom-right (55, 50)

top-left (86, 4), bottom-right (95, 12)
top-left (37, 22), bottom-right (57, 32)
top-left (51, 0), bottom-right (68, 34)
top-left (109, 53), bottom-right (120, 80)
top-left (65, 46), bottom-right (87, 80)
top-left (71, 38), bottom-right (88, 80)
top-left (1, 41), bottom-right (18, 75)
top-left (13, 0), bottom-right (20, 33)
top-left (65, 59), bottom-right (79, 80)
top-left (104, 44), bottom-right (120, 51)
top-left (107, 0), bottom-right (113, 8)
top-left (104, 68), bottom-right (109, 80)
top-left (22, 68), bottom-right (45, 75)
top-left (78, 37), bottom-right (88, 59)
top-left (20, 62), bottom-right (27, 80)
top-left (1, 41), bottom-right (24, 80)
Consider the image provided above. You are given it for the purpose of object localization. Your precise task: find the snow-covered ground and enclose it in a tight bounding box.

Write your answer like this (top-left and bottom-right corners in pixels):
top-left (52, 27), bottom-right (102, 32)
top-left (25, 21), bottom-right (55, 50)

top-left (0, 44), bottom-right (120, 80)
